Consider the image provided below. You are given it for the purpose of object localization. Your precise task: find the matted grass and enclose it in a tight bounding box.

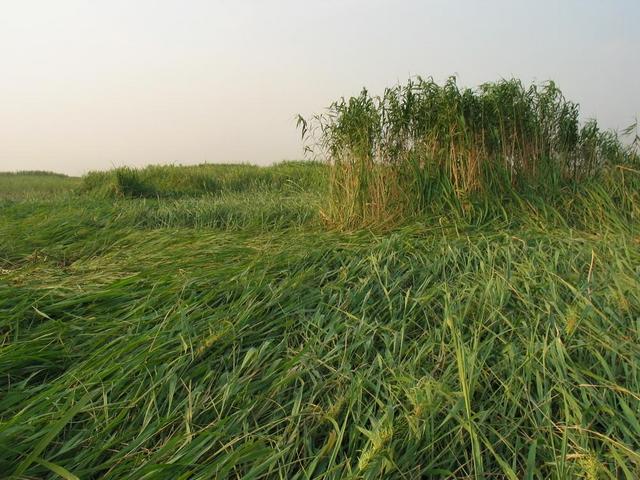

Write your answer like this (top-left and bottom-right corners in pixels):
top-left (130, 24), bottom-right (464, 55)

top-left (1, 163), bottom-right (639, 478)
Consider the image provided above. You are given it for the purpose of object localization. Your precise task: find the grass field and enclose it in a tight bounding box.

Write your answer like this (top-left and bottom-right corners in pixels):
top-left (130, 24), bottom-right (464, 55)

top-left (1, 79), bottom-right (639, 479)
top-left (1, 159), bottom-right (639, 479)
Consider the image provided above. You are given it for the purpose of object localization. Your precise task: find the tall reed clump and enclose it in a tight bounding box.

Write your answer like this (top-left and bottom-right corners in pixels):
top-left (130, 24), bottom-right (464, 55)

top-left (299, 77), bottom-right (636, 228)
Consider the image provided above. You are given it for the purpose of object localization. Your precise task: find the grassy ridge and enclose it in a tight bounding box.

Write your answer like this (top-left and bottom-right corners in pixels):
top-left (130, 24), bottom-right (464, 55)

top-left (81, 162), bottom-right (327, 198)
top-left (0, 172), bottom-right (80, 201)
top-left (1, 162), bottom-right (639, 478)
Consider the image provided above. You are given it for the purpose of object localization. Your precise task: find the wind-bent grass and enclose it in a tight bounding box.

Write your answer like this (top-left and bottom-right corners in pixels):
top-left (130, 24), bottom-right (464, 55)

top-left (1, 160), bottom-right (639, 478)
top-left (2, 220), bottom-right (639, 478)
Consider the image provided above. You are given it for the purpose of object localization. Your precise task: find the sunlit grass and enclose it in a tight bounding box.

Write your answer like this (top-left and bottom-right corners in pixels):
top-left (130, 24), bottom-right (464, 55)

top-left (299, 77), bottom-right (638, 228)
top-left (1, 155), bottom-right (639, 478)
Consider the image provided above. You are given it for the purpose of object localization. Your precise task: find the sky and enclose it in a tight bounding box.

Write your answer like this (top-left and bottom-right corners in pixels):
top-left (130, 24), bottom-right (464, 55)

top-left (0, 0), bottom-right (638, 175)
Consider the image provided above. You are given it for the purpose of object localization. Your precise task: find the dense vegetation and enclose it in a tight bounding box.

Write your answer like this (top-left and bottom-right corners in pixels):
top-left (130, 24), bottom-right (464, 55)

top-left (1, 79), bottom-right (639, 478)
top-left (298, 78), bottom-right (637, 228)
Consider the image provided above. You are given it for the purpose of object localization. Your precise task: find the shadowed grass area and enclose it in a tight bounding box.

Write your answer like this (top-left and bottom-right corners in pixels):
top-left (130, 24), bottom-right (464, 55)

top-left (1, 161), bottom-right (639, 478)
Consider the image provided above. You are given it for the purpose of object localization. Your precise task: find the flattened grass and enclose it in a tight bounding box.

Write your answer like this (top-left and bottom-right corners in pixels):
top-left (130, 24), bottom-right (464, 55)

top-left (1, 163), bottom-right (639, 478)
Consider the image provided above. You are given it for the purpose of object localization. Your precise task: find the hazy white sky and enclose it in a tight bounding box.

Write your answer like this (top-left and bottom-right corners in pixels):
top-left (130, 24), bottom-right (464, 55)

top-left (1, 0), bottom-right (638, 175)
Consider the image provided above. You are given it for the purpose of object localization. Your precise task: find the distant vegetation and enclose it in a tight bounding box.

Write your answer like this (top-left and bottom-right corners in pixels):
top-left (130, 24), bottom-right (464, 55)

top-left (299, 77), bottom-right (639, 228)
top-left (0, 170), bottom-right (69, 177)
top-left (0, 171), bottom-right (81, 200)
top-left (1, 84), bottom-right (639, 478)
top-left (81, 162), bottom-right (327, 198)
